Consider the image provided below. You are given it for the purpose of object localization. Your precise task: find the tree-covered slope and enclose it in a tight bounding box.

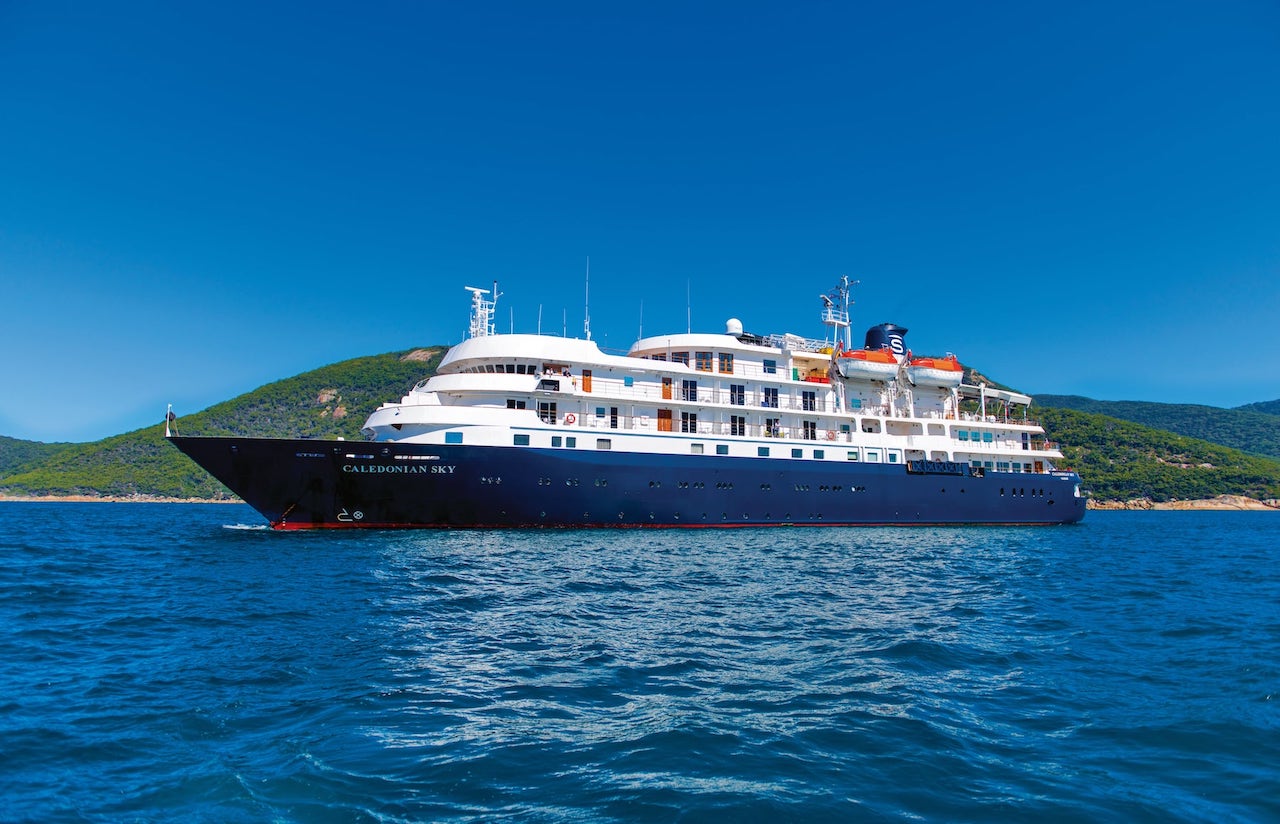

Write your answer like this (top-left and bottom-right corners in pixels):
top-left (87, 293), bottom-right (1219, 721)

top-left (1035, 395), bottom-right (1280, 460)
top-left (1235, 399), bottom-right (1280, 416)
top-left (0, 436), bottom-right (75, 477)
top-left (1039, 407), bottom-right (1280, 503)
top-left (0, 348), bottom-right (443, 498)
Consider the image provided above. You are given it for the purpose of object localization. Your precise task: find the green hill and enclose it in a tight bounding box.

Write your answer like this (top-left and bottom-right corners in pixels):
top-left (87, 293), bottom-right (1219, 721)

top-left (1235, 399), bottom-right (1280, 416)
top-left (1035, 395), bottom-right (1280, 461)
top-left (0, 348), bottom-right (443, 498)
top-left (0, 436), bottom-right (75, 477)
top-left (1039, 407), bottom-right (1280, 503)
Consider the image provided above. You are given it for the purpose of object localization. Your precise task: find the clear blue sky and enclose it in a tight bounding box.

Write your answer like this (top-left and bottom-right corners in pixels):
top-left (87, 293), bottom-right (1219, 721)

top-left (3, 1), bottom-right (1278, 443)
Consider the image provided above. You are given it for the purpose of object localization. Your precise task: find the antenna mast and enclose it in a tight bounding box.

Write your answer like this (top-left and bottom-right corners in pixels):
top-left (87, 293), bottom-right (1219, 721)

top-left (584, 256), bottom-right (591, 341)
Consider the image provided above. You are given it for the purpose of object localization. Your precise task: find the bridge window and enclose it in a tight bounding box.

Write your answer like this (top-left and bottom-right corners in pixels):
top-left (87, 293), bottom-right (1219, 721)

top-left (718, 353), bottom-right (734, 374)
top-left (696, 351), bottom-right (713, 371)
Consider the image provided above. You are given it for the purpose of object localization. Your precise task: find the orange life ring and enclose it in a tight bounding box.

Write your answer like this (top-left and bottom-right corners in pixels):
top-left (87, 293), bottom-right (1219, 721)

top-left (564, 413), bottom-right (576, 425)
top-left (826, 430), bottom-right (836, 440)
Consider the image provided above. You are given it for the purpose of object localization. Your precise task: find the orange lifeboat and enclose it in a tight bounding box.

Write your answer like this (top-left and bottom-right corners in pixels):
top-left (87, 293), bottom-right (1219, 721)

top-left (906, 354), bottom-right (963, 387)
top-left (836, 347), bottom-right (900, 381)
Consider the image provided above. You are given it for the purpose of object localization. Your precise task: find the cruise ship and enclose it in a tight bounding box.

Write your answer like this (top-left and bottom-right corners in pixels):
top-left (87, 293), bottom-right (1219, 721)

top-left (168, 279), bottom-right (1086, 528)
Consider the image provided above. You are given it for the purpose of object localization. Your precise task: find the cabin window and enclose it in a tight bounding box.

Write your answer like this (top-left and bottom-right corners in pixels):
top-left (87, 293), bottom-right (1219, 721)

top-left (719, 353), bottom-right (734, 374)
top-left (651, 353), bottom-right (666, 362)
top-left (682, 379), bottom-right (698, 401)
top-left (847, 449), bottom-right (860, 461)
top-left (624, 376), bottom-right (634, 387)
top-left (538, 401), bottom-right (557, 424)
top-left (507, 399), bottom-right (526, 409)
top-left (803, 421), bottom-right (817, 440)
top-left (762, 387), bottom-right (778, 408)
top-left (514, 434), bottom-right (530, 446)
top-left (888, 452), bottom-right (899, 464)
top-left (681, 412), bottom-right (698, 433)
top-left (730, 414), bottom-right (746, 436)
top-left (765, 417), bottom-right (780, 437)
top-left (716, 444), bottom-right (729, 455)
top-left (763, 359), bottom-right (777, 374)
top-left (671, 351), bottom-right (690, 366)
top-left (730, 384), bottom-right (745, 405)
top-left (802, 390), bottom-right (816, 411)
top-left (696, 351), bottom-right (712, 371)
top-left (566, 437), bottom-right (577, 448)
top-left (597, 439), bottom-right (612, 450)
top-left (444, 432), bottom-right (463, 444)
top-left (957, 430), bottom-right (969, 441)
top-left (866, 449), bottom-right (881, 463)
top-left (848, 398), bottom-right (862, 409)
top-left (814, 450), bottom-right (825, 459)
top-left (792, 448), bottom-right (803, 458)
top-left (595, 407), bottom-right (606, 417)
top-left (691, 443), bottom-right (704, 454)
top-left (982, 432), bottom-right (994, 443)
top-left (997, 461), bottom-right (1010, 472)
top-left (840, 423), bottom-right (851, 433)
top-left (552, 436), bottom-right (562, 447)
top-left (758, 446), bottom-right (770, 457)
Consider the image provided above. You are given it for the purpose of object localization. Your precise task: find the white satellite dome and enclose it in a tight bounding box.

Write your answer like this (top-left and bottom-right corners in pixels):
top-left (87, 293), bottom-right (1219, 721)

top-left (725, 318), bottom-right (743, 336)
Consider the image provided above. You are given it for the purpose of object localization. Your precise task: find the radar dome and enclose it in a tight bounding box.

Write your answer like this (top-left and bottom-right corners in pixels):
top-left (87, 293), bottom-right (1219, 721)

top-left (725, 318), bottom-right (744, 336)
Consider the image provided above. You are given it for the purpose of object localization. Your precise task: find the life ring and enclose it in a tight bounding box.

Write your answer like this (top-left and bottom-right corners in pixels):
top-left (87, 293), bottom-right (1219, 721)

top-left (826, 430), bottom-right (836, 440)
top-left (564, 413), bottom-right (576, 425)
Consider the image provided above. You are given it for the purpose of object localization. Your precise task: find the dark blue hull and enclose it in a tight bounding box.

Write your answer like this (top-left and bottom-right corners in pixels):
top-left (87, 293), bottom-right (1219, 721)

top-left (169, 436), bottom-right (1086, 529)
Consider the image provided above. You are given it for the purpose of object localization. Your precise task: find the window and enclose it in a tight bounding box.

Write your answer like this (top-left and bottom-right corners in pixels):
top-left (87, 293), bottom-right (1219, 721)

top-left (762, 387), bottom-right (778, 408)
top-left (763, 359), bottom-right (777, 374)
top-left (814, 450), bottom-right (824, 459)
top-left (682, 379), bottom-right (698, 401)
top-left (792, 448), bottom-right (803, 458)
top-left (957, 430), bottom-right (969, 441)
top-left (691, 443), bottom-right (704, 454)
top-left (888, 452), bottom-right (898, 464)
top-left (802, 390), bottom-right (816, 411)
top-left (847, 449), bottom-right (860, 461)
top-left (671, 351), bottom-right (690, 366)
top-left (595, 407), bottom-right (606, 417)
top-left (514, 434), bottom-right (530, 445)
top-left (610, 407), bottom-right (619, 429)
top-left (681, 412), bottom-right (698, 433)
top-left (758, 446), bottom-right (770, 456)
top-left (624, 376), bottom-right (634, 387)
top-left (730, 384), bottom-right (745, 405)
top-left (730, 414), bottom-right (746, 436)
top-left (651, 353), bottom-right (666, 362)
top-left (597, 439), bottom-right (612, 450)
top-left (506, 399), bottom-right (526, 409)
top-left (696, 351), bottom-right (712, 371)
top-left (803, 421), bottom-right (817, 440)
top-left (765, 417), bottom-right (780, 437)
top-left (538, 401), bottom-right (557, 424)
top-left (718, 353), bottom-right (734, 374)
top-left (552, 436), bottom-right (562, 447)
top-left (866, 449), bottom-right (881, 462)
top-left (982, 432), bottom-right (994, 443)
top-left (566, 437), bottom-right (576, 448)
top-left (716, 444), bottom-right (729, 455)
top-left (445, 432), bottom-right (463, 444)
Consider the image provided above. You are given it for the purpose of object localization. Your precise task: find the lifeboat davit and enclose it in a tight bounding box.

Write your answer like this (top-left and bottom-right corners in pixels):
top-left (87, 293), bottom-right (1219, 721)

top-left (906, 354), bottom-right (963, 387)
top-left (836, 347), bottom-right (900, 381)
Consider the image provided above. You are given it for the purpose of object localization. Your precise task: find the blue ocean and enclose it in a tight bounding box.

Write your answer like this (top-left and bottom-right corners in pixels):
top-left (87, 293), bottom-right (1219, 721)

top-left (1, 504), bottom-right (1276, 822)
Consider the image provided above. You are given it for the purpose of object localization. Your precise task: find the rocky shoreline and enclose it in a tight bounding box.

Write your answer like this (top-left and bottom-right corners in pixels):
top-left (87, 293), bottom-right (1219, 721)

top-left (1087, 495), bottom-right (1279, 511)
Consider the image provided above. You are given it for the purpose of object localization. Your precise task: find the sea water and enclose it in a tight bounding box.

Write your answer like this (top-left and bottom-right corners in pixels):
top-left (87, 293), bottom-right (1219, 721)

top-left (0, 504), bottom-right (1276, 822)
